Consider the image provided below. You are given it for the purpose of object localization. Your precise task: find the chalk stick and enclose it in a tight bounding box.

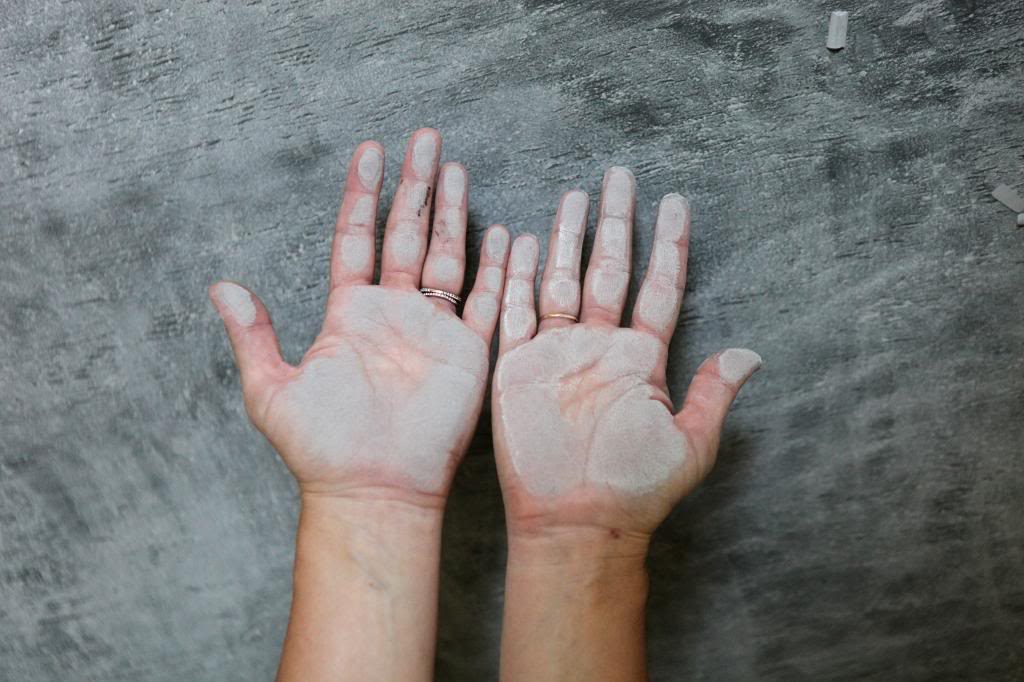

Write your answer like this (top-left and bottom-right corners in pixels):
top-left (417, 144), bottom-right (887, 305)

top-left (992, 184), bottom-right (1024, 213)
top-left (1018, 213), bottom-right (1024, 228)
top-left (827, 11), bottom-right (849, 50)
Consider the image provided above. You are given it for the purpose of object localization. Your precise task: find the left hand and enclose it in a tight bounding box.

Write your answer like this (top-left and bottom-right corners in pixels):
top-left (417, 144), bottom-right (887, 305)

top-left (492, 167), bottom-right (762, 540)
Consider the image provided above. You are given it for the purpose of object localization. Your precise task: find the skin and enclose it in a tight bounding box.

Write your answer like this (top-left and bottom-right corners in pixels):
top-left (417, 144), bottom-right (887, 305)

top-left (210, 128), bottom-right (510, 682)
top-left (493, 167), bottom-right (761, 682)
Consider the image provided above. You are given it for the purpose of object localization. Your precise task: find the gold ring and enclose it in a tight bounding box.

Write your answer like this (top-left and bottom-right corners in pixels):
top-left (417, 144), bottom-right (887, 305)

top-left (540, 312), bottom-right (578, 323)
top-left (420, 287), bottom-right (462, 307)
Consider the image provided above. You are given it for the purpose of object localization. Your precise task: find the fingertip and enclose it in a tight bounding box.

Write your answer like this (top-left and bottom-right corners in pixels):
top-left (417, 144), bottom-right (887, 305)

top-left (605, 165), bottom-right (636, 186)
top-left (561, 188), bottom-right (590, 212)
top-left (656, 193), bottom-right (691, 242)
top-left (408, 128), bottom-right (441, 178)
top-left (484, 224), bottom-right (511, 262)
top-left (210, 281), bottom-right (257, 327)
top-left (717, 348), bottom-right (763, 385)
top-left (353, 141), bottom-right (384, 189)
top-left (509, 233), bottom-right (540, 275)
top-left (439, 162), bottom-right (468, 203)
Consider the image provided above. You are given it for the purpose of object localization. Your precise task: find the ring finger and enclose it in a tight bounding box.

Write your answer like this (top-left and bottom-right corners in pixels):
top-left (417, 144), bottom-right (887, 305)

top-left (537, 189), bottom-right (589, 332)
top-left (420, 162), bottom-right (468, 312)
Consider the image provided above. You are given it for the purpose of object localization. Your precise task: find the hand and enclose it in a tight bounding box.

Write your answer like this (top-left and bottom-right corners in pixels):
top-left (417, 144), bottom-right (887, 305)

top-left (492, 167), bottom-right (761, 540)
top-left (210, 128), bottom-right (511, 507)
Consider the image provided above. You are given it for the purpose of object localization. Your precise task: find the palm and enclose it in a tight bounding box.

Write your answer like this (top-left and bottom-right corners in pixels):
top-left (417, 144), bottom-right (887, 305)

top-left (263, 286), bottom-right (488, 493)
top-left (494, 324), bottom-right (690, 531)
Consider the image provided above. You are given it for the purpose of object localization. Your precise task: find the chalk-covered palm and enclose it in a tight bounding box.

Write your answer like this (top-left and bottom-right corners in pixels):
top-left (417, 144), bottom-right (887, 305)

top-left (493, 169), bottom-right (761, 535)
top-left (210, 129), bottom-right (510, 503)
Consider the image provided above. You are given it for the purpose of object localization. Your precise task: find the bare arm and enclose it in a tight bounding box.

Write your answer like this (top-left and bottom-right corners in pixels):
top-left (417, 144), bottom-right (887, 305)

top-left (210, 129), bottom-right (510, 681)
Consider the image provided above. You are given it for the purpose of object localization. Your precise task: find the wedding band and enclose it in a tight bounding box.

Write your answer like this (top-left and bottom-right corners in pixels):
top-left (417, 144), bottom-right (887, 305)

top-left (420, 287), bottom-right (462, 307)
top-left (540, 312), bottom-right (578, 323)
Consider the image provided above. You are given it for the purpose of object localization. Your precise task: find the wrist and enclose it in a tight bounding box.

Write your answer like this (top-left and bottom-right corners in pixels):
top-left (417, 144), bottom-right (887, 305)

top-left (299, 492), bottom-right (445, 544)
top-left (509, 523), bottom-right (650, 566)
top-left (506, 525), bottom-right (651, 591)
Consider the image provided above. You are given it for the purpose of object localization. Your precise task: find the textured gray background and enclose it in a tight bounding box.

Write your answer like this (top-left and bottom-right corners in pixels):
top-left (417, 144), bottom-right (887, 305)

top-left (2, 0), bottom-right (1022, 679)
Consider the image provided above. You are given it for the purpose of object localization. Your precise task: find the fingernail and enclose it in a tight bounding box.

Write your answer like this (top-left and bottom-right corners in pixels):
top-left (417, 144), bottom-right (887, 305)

top-left (718, 348), bottom-right (762, 384)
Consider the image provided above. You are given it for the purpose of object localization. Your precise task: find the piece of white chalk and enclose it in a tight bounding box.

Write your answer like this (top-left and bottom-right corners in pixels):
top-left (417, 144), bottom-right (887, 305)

top-left (1017, 213), bottom-right (1024, 228)
top-left (827, 11), bottom-right (849, 50)
top-left (992, 184), bottom-right (1024, 214)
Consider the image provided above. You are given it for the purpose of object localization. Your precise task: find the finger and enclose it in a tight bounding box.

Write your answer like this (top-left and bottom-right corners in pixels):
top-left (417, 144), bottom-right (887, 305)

top-left (631, 193), bottom-right (691, 345)
top-left (330, 141), bottom-right (384, 290)
top-left (208, 281), bottom-right (293, 405)
top-left (675, 348), bottom-right (762, 476)
top-left (499, 234), bottom-right (540, 356)
top-left (421, 162), bottom-right (468, 311)
top-left (463, 225), bottom-right (511, 345)
top-left (581, 166), bottom-right (635, 326)
top-left (380, 128), bottom-right (441, 288)
top-left (538, 190), bottom-right (589, 332)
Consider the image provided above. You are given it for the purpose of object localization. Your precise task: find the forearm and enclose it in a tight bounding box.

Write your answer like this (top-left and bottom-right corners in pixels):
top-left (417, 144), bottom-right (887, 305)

top-left (500, 528), bottom-right (651, 682)
top-left (277, 494), bottom-right (444, 682)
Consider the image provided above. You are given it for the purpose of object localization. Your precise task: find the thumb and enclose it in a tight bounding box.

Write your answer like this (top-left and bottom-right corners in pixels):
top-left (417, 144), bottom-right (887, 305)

top-left (675, 348), bottom-right (762, 477)
top-left (208, 281), bottom-right (291, 409)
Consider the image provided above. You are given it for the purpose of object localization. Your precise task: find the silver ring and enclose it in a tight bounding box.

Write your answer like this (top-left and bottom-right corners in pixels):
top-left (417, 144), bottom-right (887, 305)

top-left (420, 287), bottom-right (462, 307)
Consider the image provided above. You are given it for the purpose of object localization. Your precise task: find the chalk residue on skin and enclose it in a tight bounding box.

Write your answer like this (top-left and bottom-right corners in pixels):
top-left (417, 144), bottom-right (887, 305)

top-left (487, 227), bottom-right (510, 258)
top-left (349, 195), bottom-right (375, 227)
top-left (718, 348), bottom-right (763, 384)
top-left (340, 235), bottom-right (372, 271)
top-left (214, 282), bottom-right (256, 326)
top-left (501, 237), bottom-right (539, 342)
top-left (442, 165), bottom-right (466, 204)
top-left (508, 235), bottom-right (538, 277)
top-left (590, 270), bottom-right (628, 307)
top-left (599, 217), bottom-right (628, 253)
top-left (496, 326), bottom-right (686, 496)
top-left (657, 194), bottom-right (690, 240)
top-left (430, 255), bottom-right (461, 283)
top-left (602, 167), bottom-right (634, 218)
top-left (553, 189), bottom-right (588, 268)
top-left (411, 132), bottom-right (438, 178)
top-left (547, 278), bottom-right (580, 310)
top-left (357, 147), bottom-right (382, 188)
top-left (388, 223), bottom-right (422, 268)
top-left (272, 287), bottom-right (486, 491)
top-left (503, 279), bottom-right (535, 340)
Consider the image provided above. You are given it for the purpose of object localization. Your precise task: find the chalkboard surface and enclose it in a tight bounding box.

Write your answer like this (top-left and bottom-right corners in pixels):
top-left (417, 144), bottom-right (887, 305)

top-left (2, 1), bottom-right (1022, 679)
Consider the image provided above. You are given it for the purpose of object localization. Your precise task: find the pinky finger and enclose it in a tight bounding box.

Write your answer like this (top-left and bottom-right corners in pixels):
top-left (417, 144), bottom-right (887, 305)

top-left (498, 234), bottom-right (540, 356)
top-left (208, 281), bottom-right (293, 411)
top-left (463, 225), bottom-right (511, 346)
top-left (674, 348), bottom-right (762, 477)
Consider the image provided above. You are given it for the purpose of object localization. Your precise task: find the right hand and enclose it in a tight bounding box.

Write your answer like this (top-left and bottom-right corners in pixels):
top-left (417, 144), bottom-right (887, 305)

top-left (210, 129), bottom-right (511, 508)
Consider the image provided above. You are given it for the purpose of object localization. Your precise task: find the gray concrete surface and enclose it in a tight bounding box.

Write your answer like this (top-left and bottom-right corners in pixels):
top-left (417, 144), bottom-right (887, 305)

top-left (2, 0), bottom-right (1023, 679)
